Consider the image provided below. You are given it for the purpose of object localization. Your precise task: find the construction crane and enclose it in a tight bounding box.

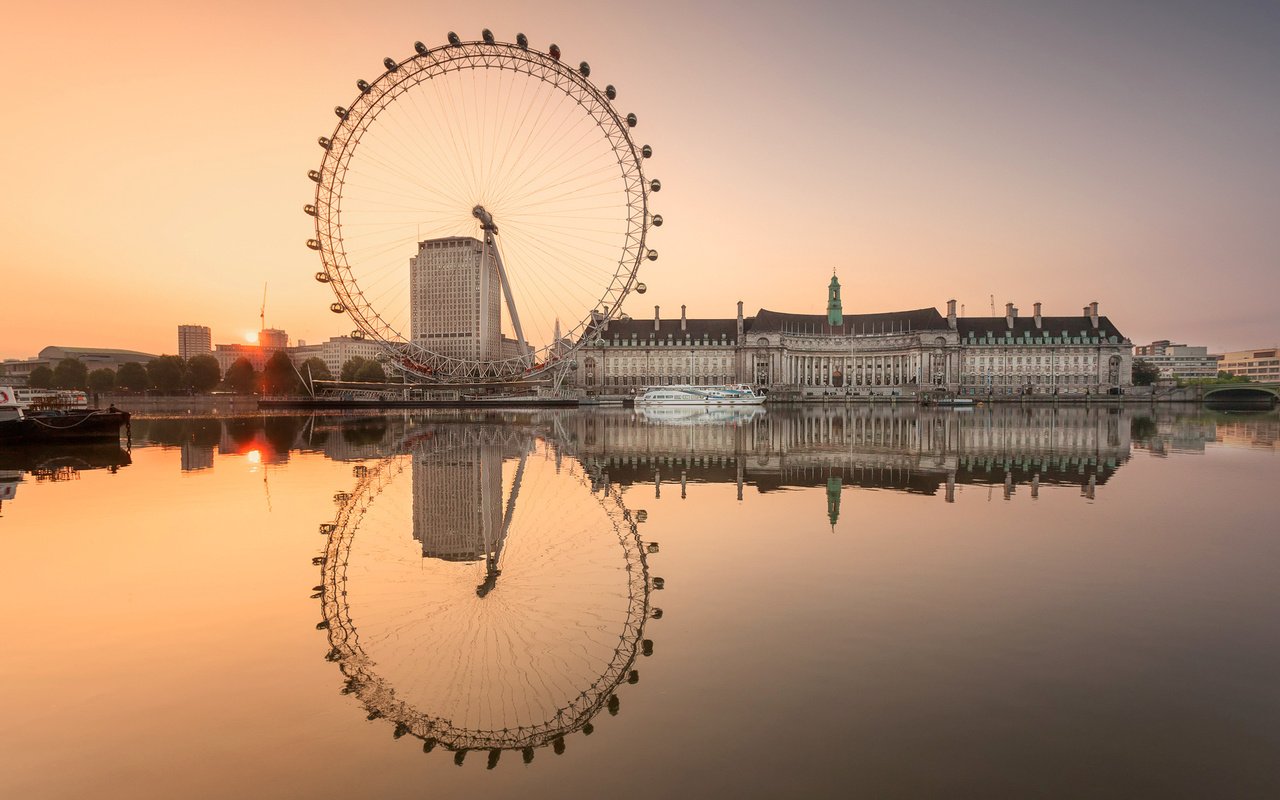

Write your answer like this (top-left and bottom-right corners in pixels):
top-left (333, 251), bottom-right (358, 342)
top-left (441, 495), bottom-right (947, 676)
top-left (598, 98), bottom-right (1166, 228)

top-left (260, 283), bottom-right (267, 334)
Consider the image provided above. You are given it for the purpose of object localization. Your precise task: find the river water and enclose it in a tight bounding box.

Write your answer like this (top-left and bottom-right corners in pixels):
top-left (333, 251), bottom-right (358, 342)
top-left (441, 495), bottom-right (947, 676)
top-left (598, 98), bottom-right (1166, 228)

top-left (2, 405), bottom-right (1278, 799)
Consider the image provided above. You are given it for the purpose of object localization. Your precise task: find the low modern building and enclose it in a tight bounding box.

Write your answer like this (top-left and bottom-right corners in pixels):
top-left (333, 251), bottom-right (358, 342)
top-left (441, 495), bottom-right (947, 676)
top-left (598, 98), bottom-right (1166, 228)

top-left (1132, 341), bottom-right (1218, 381)
top-left (1216, 347), bottom-right (1280, 383)
top-left (572, 276), bottom-right (1133, 396)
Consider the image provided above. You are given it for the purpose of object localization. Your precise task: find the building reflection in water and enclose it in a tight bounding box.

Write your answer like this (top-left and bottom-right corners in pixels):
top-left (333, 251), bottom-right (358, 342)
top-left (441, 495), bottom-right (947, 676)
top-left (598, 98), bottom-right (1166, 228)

top-left (574, 405), bottom-right (1134, 513)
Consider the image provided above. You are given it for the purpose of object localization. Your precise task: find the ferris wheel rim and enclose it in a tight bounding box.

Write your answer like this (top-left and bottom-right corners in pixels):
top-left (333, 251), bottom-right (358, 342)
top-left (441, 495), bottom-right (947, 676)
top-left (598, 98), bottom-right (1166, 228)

top-left (311, 36), bottom-right (653, 383)
top-left (317, 431), bottom-right (652, 752)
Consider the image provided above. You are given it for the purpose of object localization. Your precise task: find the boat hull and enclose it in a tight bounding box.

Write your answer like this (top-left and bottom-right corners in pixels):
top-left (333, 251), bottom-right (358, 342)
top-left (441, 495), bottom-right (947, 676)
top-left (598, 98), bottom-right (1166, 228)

top-left (634, 397), bottom-right (766, 406)
top-left (0, 410), bottom-right (131, 444)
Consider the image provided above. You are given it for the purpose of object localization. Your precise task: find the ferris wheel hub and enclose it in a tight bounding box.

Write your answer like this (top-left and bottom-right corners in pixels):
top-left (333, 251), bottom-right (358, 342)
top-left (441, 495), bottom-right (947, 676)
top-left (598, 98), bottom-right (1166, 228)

top-left (472, 205), bottom-right (498, 233)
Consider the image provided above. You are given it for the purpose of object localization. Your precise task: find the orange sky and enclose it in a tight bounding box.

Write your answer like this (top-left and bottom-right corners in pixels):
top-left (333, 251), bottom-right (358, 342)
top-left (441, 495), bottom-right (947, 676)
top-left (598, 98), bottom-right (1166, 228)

top-left (2, 0), bottom-right (1277, 359)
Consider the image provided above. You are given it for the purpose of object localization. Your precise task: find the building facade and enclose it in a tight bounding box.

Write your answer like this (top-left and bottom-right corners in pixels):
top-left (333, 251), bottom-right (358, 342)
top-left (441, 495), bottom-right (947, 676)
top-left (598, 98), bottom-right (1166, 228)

top-left (1132, 340), bottom-right (1218, 381)
top-left (410, 236), bottom-right (502, 362)
top-left (573, 278), bottom-right (1133, 396)
top-left (1216, 347), bottom-right (1280, 382)
top-left (177, 325), bottom-right (212, 360)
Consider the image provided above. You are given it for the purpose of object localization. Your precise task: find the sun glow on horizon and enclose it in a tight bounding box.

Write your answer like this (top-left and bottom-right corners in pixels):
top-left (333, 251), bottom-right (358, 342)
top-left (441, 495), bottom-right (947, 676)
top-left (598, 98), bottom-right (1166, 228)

top-left (244, 331), bottom-right (259, 344)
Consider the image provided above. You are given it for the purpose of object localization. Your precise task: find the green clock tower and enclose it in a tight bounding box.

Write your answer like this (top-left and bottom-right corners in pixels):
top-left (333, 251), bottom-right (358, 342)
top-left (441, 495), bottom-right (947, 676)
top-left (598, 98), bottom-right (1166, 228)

top-left (827, 271), bottom-right (843, 326)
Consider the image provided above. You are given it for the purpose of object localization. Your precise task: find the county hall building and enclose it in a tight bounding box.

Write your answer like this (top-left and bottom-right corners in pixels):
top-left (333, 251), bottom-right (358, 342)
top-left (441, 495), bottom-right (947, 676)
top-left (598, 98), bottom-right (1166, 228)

top-left (573, 275), bottom-right (1133, 396)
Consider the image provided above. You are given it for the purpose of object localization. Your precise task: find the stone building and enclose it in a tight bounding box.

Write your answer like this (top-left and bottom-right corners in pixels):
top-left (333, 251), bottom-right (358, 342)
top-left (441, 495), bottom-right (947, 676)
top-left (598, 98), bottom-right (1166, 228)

top-left (572, 276), bottom-right (1132, 396)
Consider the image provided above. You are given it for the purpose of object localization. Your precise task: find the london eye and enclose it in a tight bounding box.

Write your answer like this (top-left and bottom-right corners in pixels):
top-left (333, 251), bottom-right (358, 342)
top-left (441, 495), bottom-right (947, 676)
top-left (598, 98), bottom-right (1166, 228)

top-left (307, 32), bottom-right (661, 382)
top-left (314, 422), bottom-right (658, 761)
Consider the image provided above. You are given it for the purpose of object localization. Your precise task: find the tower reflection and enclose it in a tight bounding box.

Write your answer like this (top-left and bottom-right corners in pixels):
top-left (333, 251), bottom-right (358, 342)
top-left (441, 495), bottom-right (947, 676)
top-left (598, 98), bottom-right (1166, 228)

top-left (316, 420), bottom-right (656, 764)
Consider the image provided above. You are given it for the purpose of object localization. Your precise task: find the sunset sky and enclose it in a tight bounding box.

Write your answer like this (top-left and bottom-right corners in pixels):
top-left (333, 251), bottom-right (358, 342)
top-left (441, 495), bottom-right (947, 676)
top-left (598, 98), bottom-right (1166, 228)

top-left (2, 0), bottom-right (1277, 359)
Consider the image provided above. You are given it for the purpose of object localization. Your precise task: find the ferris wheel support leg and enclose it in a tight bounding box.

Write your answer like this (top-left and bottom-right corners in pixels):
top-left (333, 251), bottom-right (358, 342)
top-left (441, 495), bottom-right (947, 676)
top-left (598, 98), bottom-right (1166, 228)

top-left (485, 232), bottom-right (530, 360)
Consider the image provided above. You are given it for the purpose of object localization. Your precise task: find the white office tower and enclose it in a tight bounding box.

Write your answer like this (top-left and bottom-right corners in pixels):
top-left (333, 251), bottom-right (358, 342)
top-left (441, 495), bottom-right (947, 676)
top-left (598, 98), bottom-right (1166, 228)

top-left (410, 236), bottom-right (501, 362)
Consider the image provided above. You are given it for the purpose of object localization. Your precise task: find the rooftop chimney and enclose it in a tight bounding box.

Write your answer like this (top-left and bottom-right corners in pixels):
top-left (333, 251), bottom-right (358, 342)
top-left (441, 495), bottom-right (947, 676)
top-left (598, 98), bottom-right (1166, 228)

top-left (1033, 301), bottom-right (1042, 329)
top-left (1005, 302), bottom-right (1016, 329)
top-left (1089, 301), bottom-right (1099, 328)
top-left (654, 305), bottom-right (660, 332)
top-left (946, 299), bottom-right (957, 329)
top-left (680, 304), bottom-right (687, 332)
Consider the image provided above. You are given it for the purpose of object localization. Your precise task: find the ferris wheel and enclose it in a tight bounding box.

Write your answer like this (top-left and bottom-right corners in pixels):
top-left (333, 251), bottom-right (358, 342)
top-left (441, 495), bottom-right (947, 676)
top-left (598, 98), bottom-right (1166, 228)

top-left (307, 31), bottom-right (661, 382)
top-left (315, 422), bottom-right (660, 761)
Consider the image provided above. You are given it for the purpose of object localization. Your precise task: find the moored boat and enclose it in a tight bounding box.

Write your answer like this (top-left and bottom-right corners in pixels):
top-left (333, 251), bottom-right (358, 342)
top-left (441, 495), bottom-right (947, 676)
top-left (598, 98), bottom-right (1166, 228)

top-left (0, 386), bottom-right (130, 444)
top-left (634, 384), bottom-right (766, 406)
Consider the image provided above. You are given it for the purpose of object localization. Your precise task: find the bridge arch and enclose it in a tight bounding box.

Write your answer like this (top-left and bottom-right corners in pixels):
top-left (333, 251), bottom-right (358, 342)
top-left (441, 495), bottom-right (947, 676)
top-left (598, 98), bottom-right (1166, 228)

top-left (1202, 385), bottom-right (1278, 406)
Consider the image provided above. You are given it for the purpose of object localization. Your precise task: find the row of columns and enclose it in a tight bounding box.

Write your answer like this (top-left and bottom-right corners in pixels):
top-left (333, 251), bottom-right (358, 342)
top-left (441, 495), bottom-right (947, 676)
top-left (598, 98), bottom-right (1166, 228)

top-left (781, 353), bottom-right (923, 387)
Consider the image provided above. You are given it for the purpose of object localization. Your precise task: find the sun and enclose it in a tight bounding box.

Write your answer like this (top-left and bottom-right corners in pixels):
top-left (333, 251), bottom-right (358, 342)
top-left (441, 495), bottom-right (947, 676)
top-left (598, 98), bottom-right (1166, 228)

top-left (244, 331), bottom-right (259, 344)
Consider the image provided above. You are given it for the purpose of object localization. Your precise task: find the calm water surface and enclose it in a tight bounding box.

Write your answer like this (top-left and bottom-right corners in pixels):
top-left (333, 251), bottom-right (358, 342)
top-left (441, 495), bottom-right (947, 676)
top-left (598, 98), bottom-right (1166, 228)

top-left (2, 405), bottom-right (1278, 799)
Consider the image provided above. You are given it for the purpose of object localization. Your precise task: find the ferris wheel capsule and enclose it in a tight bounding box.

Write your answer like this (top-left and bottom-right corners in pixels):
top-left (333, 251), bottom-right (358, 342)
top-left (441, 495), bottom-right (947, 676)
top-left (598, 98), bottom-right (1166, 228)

top-left (414, 41), bottom-right (428, 55)
top-left (334, 106), bottom-right (348, 119)
top-left (650, 178), bottom-right (661, 192)
top-left (626, 113), bottom-right (637, 127)
top-left (641, 144), bottom-right (652, 158)
top-left (307, 239), bottom-right (321, 250)
top-left (315, 271), bottom-right (330, 283)
top-left (579, 61), bottom-right (590, 77)
top-left (447, 31), bottom-right (461, 45)
top-left (383, 57), bottom-right (398, 72)
top-left (516, 33), bottom-right (528, 48)
top-left (549, 43), bottom-right (561, 60)
top-left (318, 137), bottom-right (331, 150)
top-left (651, 214), bottom-right (663, 226)
top-left (350, 330), bottom-right (365, 340)
top-left (482, 29), bottom-right (495, 44)
top-left (308, 170), bottom-right (322, 182)
top-left (330, 302), bottom-right (346, 314)
top-left (646, 250), bottom-right (658, 261)
top-left (356, 79), bottom-right (371, 93)
top-left (635, 282), bottom-right (647, 294)
top-left (304, 204), bottom-right (317, 216)
top-left (605, 84), bottom-right (616, 100)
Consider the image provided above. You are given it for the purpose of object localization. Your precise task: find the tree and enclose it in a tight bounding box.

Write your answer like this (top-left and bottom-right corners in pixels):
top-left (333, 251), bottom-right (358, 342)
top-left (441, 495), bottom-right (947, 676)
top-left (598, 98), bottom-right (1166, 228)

top-left (1130, 358), bottom-right (1160, 386)
top-left (186, 355), bottom-right (222, 393)
top-left (301, 357), bottom-right (332, 382)
top-left (52, 358), bottom-right (89, 390)
top-left (340, 356), bottom-right (368, 382)
top-left (87, 368), bottom-right (116, 393)
top-left (355, 359), bottom-right (386, 383)
top-left (225, 357), bottom-right (258, 394)
top-left (27, 365), bottom-right (54, 389)
top-left (147, 355), bottom-right (187, 393)
top-left (299, 357), bottom-right (332, 394)
top-left (116, 361), bottom-right (149, 392)
top-left (262, 351), bottom-right (300, 395)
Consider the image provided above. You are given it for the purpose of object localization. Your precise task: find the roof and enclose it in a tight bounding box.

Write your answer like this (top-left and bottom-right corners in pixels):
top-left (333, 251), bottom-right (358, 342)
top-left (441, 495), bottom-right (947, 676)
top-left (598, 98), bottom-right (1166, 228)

top-left (39, 346), bottom-right (161, 360)
top-left (748, 307), bottom-right (947, 334)
top-left (956, 316), bottom-right (1126, 341)
top-left (594, 317), bottom-right (741, 340)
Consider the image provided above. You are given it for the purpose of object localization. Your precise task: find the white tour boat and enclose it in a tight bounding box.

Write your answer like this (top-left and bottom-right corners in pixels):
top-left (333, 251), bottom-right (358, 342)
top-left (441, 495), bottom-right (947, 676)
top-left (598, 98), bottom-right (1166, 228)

top-left (634, 384), bottom-right (766, 406)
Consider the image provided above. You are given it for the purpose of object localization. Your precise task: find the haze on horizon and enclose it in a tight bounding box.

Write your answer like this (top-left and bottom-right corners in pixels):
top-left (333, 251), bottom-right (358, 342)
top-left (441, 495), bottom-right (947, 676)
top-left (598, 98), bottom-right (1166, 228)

top-left (1, 0), bottom-right (1277, 360)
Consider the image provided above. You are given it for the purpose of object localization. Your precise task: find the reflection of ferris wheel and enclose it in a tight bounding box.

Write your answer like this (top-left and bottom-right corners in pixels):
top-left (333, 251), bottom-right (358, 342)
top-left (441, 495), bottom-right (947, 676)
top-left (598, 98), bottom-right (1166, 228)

top-left (315, 426), bottom-right (659, 763)
top-left (307, 31), bottom-right (661, 382)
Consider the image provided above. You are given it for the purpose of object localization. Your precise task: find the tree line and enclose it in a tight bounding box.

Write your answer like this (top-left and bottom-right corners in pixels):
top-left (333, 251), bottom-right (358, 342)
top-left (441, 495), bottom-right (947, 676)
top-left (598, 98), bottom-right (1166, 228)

top-left (21, 354), bottom-right (388, 395)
